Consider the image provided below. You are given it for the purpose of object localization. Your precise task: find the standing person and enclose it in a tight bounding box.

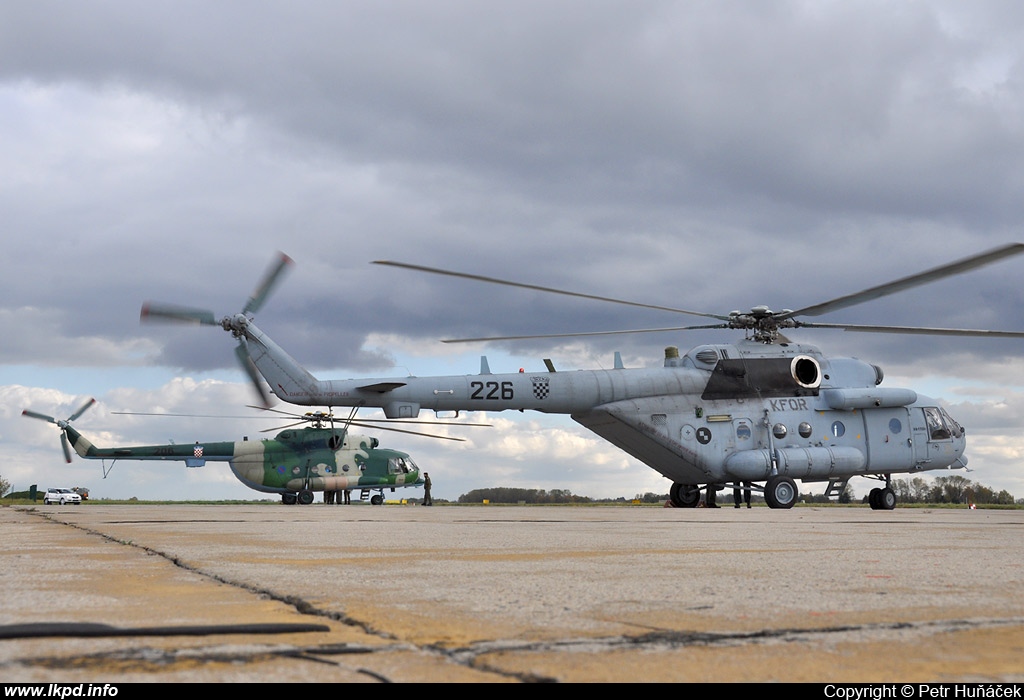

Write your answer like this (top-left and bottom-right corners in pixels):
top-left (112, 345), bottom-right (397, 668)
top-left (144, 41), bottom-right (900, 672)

top-left (343, 489), bottom-right (351, 505)
top-left (422, 472), bottom-right (433, 506)
top-left (704, 484), bottom-right (719, 508)
top-left (734, 481), bottom-right (752, 508)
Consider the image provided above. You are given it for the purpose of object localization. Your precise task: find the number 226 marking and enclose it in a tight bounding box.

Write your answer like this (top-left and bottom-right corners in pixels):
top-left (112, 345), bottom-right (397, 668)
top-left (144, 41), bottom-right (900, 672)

top-left (470, 381), bottom-right (514, 400)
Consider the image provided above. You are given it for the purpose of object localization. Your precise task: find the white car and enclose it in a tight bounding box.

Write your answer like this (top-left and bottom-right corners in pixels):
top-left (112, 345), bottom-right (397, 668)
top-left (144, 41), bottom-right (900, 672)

top-left (43, 488), bottom-right (82, 505)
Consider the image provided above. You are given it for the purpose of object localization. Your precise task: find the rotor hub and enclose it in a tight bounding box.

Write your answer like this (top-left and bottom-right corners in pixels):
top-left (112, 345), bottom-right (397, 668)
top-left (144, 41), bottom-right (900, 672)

top-left (725, 308), bottom-right (803, 343)
top-left (221, 313), bottom-right (251, 337)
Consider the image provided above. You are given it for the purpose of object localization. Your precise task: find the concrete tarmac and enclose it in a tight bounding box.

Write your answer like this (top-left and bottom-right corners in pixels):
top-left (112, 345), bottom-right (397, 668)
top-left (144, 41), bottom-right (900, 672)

top-left (2, 503), bottom-right (1023, 683)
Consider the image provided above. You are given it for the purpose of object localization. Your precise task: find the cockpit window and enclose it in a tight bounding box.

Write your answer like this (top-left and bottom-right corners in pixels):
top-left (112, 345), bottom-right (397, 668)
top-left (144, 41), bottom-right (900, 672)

top-left (940, 408), bottom-right (963, 438)
top-left (923, 407), bottom-right (956, 440)
top-left (388, 457), bottom-right (413, 474)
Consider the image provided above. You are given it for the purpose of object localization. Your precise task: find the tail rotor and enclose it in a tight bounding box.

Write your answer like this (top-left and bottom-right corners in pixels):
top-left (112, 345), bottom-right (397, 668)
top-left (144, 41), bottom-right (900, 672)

top-left (141, 252), bottom-right (294, 407)
top-left (22, 398), bottom-right (97, 463)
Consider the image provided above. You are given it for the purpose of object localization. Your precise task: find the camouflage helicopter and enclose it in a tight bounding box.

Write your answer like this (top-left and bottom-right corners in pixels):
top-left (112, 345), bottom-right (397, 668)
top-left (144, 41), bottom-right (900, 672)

top-left (141, 245), bottom-right (1024, 510)
top-left (22, 399), bottom-right (446, 505)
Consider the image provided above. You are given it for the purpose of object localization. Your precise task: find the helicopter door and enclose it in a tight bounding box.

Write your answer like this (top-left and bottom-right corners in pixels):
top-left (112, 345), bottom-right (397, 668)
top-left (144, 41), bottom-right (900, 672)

top-left (863, 408), bottom-right (913, 472)
top-left (908, 407), bottom-right (953, 468)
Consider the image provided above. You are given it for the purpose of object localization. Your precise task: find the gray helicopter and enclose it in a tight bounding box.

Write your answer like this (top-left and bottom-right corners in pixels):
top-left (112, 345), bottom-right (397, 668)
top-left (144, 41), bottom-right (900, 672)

top-left (141, 244), bottom-right (1024, 510)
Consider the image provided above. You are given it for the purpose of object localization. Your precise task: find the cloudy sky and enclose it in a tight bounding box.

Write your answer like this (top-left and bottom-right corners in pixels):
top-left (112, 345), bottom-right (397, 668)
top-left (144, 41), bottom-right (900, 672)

top-left (3, 1), bottom-right (1024, 502)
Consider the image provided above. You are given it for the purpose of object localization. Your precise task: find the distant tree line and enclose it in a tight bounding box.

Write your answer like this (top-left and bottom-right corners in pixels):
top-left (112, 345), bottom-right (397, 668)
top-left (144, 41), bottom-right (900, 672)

top-left (633, 492), bottom-right (672, 504)
top-left (888, 475), bottom-right (1015, 505)
top-left (458, 488), bottom-right (592, 504)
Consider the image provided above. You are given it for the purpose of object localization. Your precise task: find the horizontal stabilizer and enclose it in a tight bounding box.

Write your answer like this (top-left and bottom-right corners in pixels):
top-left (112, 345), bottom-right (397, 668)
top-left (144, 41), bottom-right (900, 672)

top-left (357, 381), bottom-right (407, 393)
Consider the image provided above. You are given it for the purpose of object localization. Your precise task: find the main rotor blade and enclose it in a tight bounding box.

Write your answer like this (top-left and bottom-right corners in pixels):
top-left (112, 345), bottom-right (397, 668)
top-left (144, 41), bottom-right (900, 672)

top-left (243, 252), bottom-right (294, 315)
top-left (346, 421), bottom-right (467, 441)
top-left (259, 420), bottom-right (467, 441)
top-left (440, 323), bottom-right (730, 344)
top-left (344, 418), bottom-right (492, 427)
top-left (260, 421), bottom-right (308, 433)
top-left (113, 411), bottom-right (271, 419)
top-left (242, 405), bottom-right (492, 427)
top-left (141, 302), bottom-right (219, 326)
top-left (244, 405), bottom-right (304, 417)
top-left (800, 322), bottom-right (1024, 338)
top-left (373, 260), bottom-right (728, 321)
top-left (783, 243), bottom-right (1024, 319)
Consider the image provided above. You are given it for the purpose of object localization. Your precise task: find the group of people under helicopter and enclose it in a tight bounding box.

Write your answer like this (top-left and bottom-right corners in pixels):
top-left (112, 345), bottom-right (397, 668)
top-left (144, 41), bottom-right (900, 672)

top-left (320, 472), bottom-right (433, 506)
top-left (701, 482), bottom-right (753, 508)
top-left (322, 489), bottom-right (353, 504)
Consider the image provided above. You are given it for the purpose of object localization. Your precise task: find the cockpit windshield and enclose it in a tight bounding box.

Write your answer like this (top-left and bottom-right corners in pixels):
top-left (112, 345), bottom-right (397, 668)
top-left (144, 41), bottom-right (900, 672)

top-left (388, 457), bottom-right (416, 475)
top-left (924, 407), bottom-right (963, 441)
top-left (940, 408), bottom-right (963, 438)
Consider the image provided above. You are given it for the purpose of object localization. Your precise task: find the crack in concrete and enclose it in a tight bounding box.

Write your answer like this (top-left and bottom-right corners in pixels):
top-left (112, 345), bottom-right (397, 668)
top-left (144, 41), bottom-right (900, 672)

top-left (23, 509), bottom-right (1024, 683)
top-left (31, 510), bottom-right (389, 636)
top-left (7, 644), bottom-right (398, 682)
top-left (443, 615), bottom-right (1024, 664)
top-left (22, 510), bottom-right (533, 681)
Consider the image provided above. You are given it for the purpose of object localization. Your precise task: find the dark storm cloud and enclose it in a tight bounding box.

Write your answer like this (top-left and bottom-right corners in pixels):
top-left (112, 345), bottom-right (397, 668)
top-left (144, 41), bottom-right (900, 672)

top-left (0, 1), bottom-right (1021, 383)
top-left (5, 1), bottom-right (1024, 222)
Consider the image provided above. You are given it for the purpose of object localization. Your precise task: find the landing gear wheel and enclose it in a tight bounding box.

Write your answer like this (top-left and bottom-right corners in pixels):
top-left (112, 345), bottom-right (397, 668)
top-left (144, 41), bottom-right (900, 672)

top-left (669, 483), bottom-right (700, 508)
top-left (282, 492), bottom-right (297, 505)
top-left (870, 486), bottom-right (896, 510)
top-left (297, 490), bottom-right (315, 505)
top-left (370, 494), bottom-right (384, 506)
top-left (764, 476), bottom-right (798, 509)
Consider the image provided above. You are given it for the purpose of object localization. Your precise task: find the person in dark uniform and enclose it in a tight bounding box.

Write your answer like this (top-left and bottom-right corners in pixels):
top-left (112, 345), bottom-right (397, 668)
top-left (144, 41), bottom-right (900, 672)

top-left (422, 472), bottom-right (433, 506)
top-left (734, 481), bottom-right (752, 508)
top-left (705, 484), bottom-right (719, 508)
top-left (343, 489), bottom-right (351, 504)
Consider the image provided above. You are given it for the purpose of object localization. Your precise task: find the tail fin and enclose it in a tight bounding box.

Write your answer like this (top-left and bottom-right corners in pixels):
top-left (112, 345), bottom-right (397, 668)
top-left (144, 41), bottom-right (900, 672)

top-left (63, 426), bottom-right (97, 459)
top-left (242, 322), bottom-right (321, 402)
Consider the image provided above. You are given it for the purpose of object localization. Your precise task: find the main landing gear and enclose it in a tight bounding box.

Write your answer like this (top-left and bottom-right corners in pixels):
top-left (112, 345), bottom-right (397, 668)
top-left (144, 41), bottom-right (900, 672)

top-left (281, 490), bottom-right (315, 505)
top-left (280, 490), bottom-right (388, 505)
top-left (669, 483), bottom-right (701, 508)
top-left (669, 477), bottom-right (899, 510)
top-left (868, 486), bottom-right (896, 510)
top-left (669, 476), bottom-right (800, 510)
